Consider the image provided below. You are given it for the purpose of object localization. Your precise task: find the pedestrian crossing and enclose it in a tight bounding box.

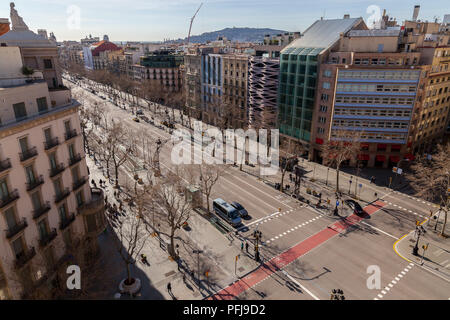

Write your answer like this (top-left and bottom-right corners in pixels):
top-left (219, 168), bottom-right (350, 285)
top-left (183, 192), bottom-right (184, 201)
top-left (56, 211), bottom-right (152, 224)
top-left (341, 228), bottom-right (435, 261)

top-left (373, 263), bottom-right (414, 300)
top-left (385, 201), bottom-right (426, 219)
top-left (264, 213), bottom-right (325, 245)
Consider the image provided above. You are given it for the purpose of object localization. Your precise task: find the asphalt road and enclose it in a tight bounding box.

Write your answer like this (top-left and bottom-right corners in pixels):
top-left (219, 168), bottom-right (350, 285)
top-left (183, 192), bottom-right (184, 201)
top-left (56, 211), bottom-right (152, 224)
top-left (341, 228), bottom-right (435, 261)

top-left (66, 76), bottom-right (450, 300)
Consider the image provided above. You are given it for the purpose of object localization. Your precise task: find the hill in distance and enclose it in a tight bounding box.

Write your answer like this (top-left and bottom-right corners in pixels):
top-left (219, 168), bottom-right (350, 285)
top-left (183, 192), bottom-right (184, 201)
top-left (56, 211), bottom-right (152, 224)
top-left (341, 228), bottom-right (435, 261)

top-left (177, 27), bottom-right (288, 43)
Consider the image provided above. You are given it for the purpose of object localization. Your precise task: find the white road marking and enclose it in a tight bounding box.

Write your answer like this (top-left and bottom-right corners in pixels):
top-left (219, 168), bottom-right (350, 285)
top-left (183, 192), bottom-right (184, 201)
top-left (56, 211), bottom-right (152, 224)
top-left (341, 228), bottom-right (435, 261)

top-left (281, 270), bottom-right (320, 300)
top-left (360, 221), bottom-right (398, 240)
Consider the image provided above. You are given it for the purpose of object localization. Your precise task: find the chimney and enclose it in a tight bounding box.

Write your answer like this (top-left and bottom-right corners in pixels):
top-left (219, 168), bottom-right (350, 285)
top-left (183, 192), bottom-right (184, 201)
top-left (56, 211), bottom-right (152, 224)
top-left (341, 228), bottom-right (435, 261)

top-left (37, 29), bottom-right (48, 39)
top-left (0, 18), bottom-right (10, 37)
top-left (412, 5), bottom-right (420, 21)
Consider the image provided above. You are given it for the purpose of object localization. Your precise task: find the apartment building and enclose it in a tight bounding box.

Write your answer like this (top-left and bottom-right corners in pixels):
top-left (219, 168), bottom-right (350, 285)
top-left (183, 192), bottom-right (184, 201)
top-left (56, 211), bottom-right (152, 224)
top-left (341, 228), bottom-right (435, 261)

top-left (248, 56), bottom-right (280, 129)
top-left (0, 10), bottom-right (105, 300)
top-left (184, 53), bottom-right (202, 119)
top-left (278, 10), bottom-right (450, 168)
top-left (132, 50), bottom-right (184, 92)
top-left (222, 54), bottom-right (249, 128)
top-left (201, 52), bottom-right (223, 126)
top-left (83, 39), bottom-right (121, 70)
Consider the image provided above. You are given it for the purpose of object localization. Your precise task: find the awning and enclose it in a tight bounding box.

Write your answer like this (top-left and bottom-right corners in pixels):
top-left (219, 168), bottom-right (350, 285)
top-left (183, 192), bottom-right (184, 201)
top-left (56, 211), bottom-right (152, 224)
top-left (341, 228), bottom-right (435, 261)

top-left (391, 144), bottom-right (401, 150)
top-left (377, 144), bottom-right (387, 149)
top-left (360, 143), bottom-right (369, 148)
top-left (389, 156), bottom-right (400, 163)
top-left (315, 138), bottom-right (324, 145)
top-left (358, 154), bottom-right (370, 161)
top-left (376, 155), bottom-right (386, 162)
top-left (404, 154), bottom-right (415, 161)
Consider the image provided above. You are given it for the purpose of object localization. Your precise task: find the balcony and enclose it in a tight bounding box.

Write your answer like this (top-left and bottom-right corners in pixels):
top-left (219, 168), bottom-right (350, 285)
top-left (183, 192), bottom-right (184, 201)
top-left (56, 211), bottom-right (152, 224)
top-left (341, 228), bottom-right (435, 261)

top-left (32, 201), bottom-right (51, 220)
top-left (44, 137), bottom-right (59, 150)
top-left (72, 176), bottom-right (87, 191)
top-left (68, 153), bottom-right (82, 167)
top-left (26, 175), bottom-right (44, 191)
top-left (78, 188), bottom-right (106, 236)
top-left (54, 187), bottom-right (70, 204)
top-left (65, 129), bottom-right (78, 141)
top-left (49, 163), bottom-right (65, 177)
top-left (39, 228), bottom-right (57, 247)
top-left (0, 158), bottom-right (12, 173)
top-left (5, 218), bottom-right (28, 239)
top-left (19, 146), bottom-right (38, 162)
top-left (0, 189), bottom-right (20, 208)
top-left (59, 213), bottom-right (75, 230)
top-left (14, 247), bottom-right (36, 269)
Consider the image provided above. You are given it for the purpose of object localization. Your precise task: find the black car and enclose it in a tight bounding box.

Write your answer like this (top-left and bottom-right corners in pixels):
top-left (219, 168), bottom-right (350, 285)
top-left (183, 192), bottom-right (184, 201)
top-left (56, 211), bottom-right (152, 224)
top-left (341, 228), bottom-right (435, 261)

top-left (344, 199), bottom-right (364, 215)
top-left (230, 202), bottom-right (248, 218)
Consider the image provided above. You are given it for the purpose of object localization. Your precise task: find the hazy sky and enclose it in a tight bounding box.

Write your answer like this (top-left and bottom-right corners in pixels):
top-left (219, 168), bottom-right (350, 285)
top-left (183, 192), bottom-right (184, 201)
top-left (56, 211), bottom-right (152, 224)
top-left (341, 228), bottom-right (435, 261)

top-left (2, 0), bottom-right (448, 42)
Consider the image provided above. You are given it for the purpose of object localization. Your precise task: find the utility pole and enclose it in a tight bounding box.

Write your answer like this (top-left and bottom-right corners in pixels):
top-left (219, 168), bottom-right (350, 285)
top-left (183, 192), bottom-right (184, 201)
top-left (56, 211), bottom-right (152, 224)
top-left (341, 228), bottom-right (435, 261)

top-left (192, 250), bottom-right (203, 287)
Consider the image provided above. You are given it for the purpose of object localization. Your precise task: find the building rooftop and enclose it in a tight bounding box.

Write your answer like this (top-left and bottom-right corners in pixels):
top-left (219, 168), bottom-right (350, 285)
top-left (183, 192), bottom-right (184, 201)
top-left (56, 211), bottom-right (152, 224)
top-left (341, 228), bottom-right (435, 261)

top-left (0, 29), bottom-right (55, 48)
top-left (283, 17), bottom-right (364, 53)
top-left (347, 29), bottom-right (401, 37)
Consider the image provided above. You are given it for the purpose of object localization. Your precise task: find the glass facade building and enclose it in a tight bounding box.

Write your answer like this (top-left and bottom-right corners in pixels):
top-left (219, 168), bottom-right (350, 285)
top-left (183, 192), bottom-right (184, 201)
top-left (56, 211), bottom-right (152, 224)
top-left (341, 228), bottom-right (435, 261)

top-left (278, 47), bottom-right (323, 142)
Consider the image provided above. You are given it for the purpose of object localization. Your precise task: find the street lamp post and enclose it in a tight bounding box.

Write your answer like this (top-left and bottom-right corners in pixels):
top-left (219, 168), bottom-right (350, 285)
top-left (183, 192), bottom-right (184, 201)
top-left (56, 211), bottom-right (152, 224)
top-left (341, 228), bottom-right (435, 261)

top-left (192, 250), bottom-right (203, 287)
top-left (326, 167), bottom-right (330, 186)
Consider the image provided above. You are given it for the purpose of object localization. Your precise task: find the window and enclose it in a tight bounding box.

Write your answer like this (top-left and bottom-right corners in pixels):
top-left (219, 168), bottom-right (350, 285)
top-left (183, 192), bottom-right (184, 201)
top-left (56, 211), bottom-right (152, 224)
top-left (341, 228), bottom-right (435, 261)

top-left (49, 152), bottom-right (57, 170)
top-left (43, 59), bottom-right (53, 69)
top-left (318, 116), bottom-right (326, 123)
top-left (25, 165), bottom-right (36, 184)
top-left (76, 191), bottom-right (84, 207)
top-left (324, 70), bottom-right (332, 77)
top-left (58, 203), bottom-right (67, 220)
top-left (4, 207), bottom-right (17, 230)
top-left (317, 127), bottom-right (325, 134)
top-left (13, 102), bottom-right (27, 121)
top-left (19, 137), bottom-right (29, 153)
top-left (320, 105), bottom-right (327, 112)
top-left (36, 97), bottom-right (48, 113)
top-left (38, 219), bottom-right (48, 239)
top-left (53, 178), bottom-right (63, 195)
top-left (0, 178), bottom-right (9, 199)
top-left (323, 82), bottom-right (331, 89)
top-left (31, 191), bottom-right (42, 210)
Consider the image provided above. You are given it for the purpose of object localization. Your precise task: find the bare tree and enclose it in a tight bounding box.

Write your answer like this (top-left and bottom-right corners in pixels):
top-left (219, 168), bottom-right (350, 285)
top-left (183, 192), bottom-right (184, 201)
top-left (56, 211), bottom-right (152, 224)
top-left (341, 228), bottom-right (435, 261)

top-left (101, 121), bottom-right (136, 188)
top-left (279, 140), bottom-right (304, 193)
top-left (154, 172), bottom-right (192, 258)
top-left (322, 130), bottom-right (362, 193)
top-left (197, 164), bottom-right (223, 213)
top-left (407, 143), bottom-right (449, 237)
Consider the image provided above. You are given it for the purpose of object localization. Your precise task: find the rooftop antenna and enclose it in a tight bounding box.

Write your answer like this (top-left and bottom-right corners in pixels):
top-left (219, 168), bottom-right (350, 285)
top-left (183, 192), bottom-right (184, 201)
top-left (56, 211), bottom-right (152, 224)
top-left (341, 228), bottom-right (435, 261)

top-left (187, 3), bottom-right (203, 45)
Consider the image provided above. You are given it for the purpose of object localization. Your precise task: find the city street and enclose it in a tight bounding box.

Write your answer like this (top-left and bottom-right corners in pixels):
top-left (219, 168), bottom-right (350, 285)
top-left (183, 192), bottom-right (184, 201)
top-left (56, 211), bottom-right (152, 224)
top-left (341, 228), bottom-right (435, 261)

top-left (66, 76), bottom-right (450, 300)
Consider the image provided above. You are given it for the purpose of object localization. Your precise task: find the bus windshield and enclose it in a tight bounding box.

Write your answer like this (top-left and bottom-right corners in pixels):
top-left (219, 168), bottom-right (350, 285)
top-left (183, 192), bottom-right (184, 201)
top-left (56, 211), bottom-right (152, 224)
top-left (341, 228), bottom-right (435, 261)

top-left (229, 209), bottom-right (239, 219)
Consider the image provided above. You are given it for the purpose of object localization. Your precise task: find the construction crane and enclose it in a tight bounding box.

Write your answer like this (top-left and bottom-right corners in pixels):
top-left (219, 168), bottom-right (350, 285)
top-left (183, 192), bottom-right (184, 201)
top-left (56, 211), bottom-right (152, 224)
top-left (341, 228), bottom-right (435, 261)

top-left (187, 3), bottom-right (203, 45)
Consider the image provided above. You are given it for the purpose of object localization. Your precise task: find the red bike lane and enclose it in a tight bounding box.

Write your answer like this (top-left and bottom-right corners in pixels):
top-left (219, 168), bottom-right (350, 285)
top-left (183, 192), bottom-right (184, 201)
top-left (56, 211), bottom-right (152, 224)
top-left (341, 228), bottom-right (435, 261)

top-left (208, 200), bottom-right (387, 300)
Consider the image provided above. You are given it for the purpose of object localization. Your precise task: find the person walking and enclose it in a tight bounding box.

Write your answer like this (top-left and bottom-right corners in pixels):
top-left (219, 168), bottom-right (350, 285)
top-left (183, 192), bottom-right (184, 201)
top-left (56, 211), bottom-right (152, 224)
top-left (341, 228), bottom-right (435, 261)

top-left (245, 242), bottom-right (249, 253)
top-left (167, 282), bottom-right (172, 294)
top-left (241, 241), bottom-right (244, 251)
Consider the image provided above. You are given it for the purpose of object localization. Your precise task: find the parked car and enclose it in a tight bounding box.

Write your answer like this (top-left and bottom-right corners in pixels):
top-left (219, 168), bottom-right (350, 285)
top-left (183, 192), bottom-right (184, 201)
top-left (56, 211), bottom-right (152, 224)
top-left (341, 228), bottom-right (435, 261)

top-left (136, 109), bottom-right (144, 115)
top-left (344, 199), bottom-right (364, 215)
top-left (140, 116), bottom-right (150, 123)
top-left (230, 202), bottom-right (248, 218)
top-left (132, 117), bottom-right (140, 122)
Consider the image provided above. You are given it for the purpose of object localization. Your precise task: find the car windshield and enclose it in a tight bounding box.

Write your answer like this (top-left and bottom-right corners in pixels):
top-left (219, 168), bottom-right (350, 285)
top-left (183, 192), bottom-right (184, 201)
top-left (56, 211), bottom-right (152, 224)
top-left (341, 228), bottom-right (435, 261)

top-left (234, 203), bottom-right (243, 210)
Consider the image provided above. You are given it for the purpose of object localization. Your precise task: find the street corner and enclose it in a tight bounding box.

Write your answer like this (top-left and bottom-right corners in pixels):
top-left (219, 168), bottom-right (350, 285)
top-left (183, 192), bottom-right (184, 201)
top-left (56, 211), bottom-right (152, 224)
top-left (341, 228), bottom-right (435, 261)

top-left (394, 231), bottom-right (450, 282)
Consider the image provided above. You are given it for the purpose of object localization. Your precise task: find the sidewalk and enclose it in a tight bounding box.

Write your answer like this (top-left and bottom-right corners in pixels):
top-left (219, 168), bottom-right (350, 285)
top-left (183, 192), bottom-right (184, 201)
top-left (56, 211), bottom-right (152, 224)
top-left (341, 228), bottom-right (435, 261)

top-left (85, 155), bottom-right (261, 300)
top-left (395, 230), bottom-right (450, 282)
